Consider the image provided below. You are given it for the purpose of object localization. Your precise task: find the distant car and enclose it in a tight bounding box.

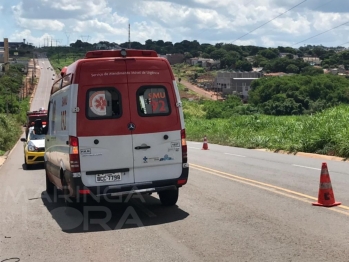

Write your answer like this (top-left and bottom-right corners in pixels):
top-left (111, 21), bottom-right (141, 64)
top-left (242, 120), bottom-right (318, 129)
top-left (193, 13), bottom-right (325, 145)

top-left (52, 77), bottom-right (55, 80)
top-left (20, 126), bottom-right (46, 169)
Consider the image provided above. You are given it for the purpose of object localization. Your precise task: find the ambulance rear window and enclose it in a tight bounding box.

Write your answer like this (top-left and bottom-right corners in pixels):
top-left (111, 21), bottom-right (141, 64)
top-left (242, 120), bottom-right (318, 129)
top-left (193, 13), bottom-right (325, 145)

top-left (137, 86), bottom-right (171, 116)
top-left (86, 88), bottom-right (122, 119)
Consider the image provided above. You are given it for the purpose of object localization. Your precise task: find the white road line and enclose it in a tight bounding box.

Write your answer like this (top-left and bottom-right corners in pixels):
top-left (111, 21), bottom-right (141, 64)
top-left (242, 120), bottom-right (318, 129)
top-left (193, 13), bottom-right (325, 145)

top-left (188, 147), bottom-right (201, 150)
top-left (292, 164), bottom-right (320, 171)
top-left (224, 153), bottom-right (246, 158)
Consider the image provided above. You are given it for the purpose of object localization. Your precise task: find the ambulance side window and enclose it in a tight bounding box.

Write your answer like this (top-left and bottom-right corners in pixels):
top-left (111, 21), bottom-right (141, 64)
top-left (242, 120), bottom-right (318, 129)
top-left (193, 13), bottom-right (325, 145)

top-left (86, 88), bottom-right (122, 119)
top-left (137, 86), bottom-right (171, 116)
top-left (51, 79), bottom-right (62, 94)
top-left (51, 100), bottom-right (56, 135)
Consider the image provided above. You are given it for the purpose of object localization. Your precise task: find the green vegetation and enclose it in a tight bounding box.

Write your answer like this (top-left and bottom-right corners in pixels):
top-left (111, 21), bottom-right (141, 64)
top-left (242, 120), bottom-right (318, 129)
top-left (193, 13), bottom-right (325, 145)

top-left (0, 64), bottom-right (27, 114)
top-left (182, 75), bottom-right (349, 157)
top-left (184, 102), bottom-right (349, 158)
top-left (40, 39), bottom-right (349, 73)
top-left (48, 52), bottom-right (83, 73)
top-left (0, 64), bottom-right (30, 155)
top-left (0, 99), bottom-right (29, 155)
top-left (249, 74), bottom-right (349, 115)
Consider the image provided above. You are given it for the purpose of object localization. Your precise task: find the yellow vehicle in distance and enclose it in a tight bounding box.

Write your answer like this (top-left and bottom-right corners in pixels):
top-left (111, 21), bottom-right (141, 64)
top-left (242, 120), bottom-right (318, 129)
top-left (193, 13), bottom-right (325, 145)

top-left (20, 125), bottom-right (46, 169)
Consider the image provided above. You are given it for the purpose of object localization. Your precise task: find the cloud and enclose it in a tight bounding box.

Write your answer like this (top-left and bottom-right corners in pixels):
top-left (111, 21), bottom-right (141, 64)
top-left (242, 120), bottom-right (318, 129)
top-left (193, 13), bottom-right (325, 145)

top-left (12, 0), bottom-right (112, 20)
top-left (9, 30), bottom-right (54, 46)
top-left (312, 12), bottom-right (349, 31)
top-left (271, 14), bottom-right (311, 35)
top-left (3, 0), bottom-right (349, 48)
top-left (132, 21), bottom-right (172, 43)
top-left (12, 2), bottom-right (65, 31)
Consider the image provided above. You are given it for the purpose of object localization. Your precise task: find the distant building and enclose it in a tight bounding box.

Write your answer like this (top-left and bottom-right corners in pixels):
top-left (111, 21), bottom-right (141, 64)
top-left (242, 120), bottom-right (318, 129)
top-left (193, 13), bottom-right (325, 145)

top-left (0, 48), bottom-right (4, 63)
top-left (326, 67), bottom-right (347, 75)
top-left (0, 41), bottom-right (25, 49)
top-left (303, 56), bottom-right (322, 65)
top-left (166, 54), bottom-right (185, 65)
top-left (188, 57), bottom-right (220, 69)
top-left (94, 43), bottom-right (121, 50)
top-left (214, 71), bottom-right (263, 100)
top-left (279, 53), bottom-right (299, 59)
top-left (264, 72), bottom-right (288, 77)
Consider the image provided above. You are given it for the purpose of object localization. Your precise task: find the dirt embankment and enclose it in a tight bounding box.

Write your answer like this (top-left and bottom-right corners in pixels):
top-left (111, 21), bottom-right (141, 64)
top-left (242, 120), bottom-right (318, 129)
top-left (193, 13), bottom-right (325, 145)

top-left (175, 77), bottom-right (222, 100)
top-left (21, 58), bottom-right (40, 103)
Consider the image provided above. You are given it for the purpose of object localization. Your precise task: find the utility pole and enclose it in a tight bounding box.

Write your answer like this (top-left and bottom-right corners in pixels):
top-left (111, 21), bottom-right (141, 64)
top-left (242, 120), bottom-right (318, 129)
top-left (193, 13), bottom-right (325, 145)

top-left (4, 38), bottom-right (9, 72)
top-left (31, 51), bottom-right (35, 85)
top-left (55, 39), bottom-right (62, 47)
top-left (128, 23), bottom-right (131, 49)
top-left (80, 35), bottom-right (90, 43)
top-left (65, 31), bottom-right (71, 46)
top-left (45, 37), bottom-right (50, 47)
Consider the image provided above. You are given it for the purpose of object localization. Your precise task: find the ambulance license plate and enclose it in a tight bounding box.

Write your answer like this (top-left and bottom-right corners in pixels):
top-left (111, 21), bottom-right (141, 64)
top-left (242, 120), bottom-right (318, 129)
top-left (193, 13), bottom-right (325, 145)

top-left (96, 173), bottom-right (121, 183)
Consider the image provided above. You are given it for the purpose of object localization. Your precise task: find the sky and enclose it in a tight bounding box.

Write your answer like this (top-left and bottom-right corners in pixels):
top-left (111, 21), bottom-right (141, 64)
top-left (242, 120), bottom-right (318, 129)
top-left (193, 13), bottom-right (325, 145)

top-left (0, 0), bottom-right (349, 48)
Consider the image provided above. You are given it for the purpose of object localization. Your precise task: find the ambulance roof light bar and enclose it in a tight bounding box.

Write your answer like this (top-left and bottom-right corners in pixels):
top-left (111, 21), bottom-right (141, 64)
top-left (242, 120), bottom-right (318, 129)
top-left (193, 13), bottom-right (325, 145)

top-left (84, 49), bottom-right (158, 59)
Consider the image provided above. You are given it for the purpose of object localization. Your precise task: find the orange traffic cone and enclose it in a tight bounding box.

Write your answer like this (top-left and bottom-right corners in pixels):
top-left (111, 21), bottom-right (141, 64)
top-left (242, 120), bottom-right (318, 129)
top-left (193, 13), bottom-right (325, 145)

top-left (312, 162), bottom-right (341, 207)
top-left (202, 136), bottom-right (209, 150)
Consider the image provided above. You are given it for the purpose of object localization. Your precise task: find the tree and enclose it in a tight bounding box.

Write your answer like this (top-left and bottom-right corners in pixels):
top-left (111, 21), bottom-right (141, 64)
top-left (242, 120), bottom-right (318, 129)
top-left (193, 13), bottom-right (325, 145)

top-left (184, 52), bottom-right (193, 60)
top-left (210, 49), bottom-right (228, 60)
top-left (301, 66), bottom-right (324, 76)
top-left (258, 49), bottom-right (279, 59)
top-left (286, 64), bottom-right (299, 74)
top-left (236, 60), bottom-right (252, 71)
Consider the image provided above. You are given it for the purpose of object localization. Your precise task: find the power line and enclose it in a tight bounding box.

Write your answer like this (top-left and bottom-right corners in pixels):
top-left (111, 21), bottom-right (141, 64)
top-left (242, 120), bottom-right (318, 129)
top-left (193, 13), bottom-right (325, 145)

top-left (232, 0), bottom-right (308, 43)
top-left (338, 41), bottom-right (349, 47)
top-left (292, 20), bottom-right (349, 47)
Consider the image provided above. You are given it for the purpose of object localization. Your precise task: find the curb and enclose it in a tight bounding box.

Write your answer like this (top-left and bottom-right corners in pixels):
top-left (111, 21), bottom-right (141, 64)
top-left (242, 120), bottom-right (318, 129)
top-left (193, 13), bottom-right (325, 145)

top-left (254, 149), bottom-right (349, 162)
top-left (0, 139), bottom-right (18, 169)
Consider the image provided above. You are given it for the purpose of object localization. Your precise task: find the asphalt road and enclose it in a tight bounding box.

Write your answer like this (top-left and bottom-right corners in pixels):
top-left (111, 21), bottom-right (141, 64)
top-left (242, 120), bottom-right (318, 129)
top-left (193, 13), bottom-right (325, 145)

top-left (1, 58), bottom-right (349, 261)
top-left (33, 56), bottom-right (54, 110)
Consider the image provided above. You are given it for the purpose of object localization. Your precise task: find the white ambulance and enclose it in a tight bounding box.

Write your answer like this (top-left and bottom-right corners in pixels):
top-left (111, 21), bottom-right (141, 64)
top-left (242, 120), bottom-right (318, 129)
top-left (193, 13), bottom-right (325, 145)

top-left (43, 49), bottom-right (189, 207)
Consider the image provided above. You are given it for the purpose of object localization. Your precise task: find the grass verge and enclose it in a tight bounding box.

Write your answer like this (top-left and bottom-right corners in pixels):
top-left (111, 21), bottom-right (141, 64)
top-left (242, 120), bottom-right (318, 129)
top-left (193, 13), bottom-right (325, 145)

top-left (184, 102), bottom-right (349, 158)
top-left (0, 98), bottom-right (30, 156)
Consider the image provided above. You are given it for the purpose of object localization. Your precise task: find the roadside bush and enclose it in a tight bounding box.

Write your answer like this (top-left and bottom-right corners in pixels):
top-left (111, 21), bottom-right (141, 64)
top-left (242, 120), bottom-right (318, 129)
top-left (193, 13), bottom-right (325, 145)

top-left (249, 74), bottom-right (349, 115)
top-left (0, 114), bottom-right (22, 155)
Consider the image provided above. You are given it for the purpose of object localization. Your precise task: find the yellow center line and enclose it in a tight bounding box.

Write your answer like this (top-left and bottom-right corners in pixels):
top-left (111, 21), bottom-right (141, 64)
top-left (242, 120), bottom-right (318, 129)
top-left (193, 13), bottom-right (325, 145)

top-left (190, 163), bottom-right (349, 214)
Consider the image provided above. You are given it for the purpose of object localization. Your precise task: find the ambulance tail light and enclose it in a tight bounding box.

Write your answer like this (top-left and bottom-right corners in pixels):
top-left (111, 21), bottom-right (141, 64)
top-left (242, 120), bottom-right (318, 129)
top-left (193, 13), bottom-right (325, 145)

top-left (181, 129), bottom-right (187, 163)
top-left (69, 136), bottom-right (80, 172)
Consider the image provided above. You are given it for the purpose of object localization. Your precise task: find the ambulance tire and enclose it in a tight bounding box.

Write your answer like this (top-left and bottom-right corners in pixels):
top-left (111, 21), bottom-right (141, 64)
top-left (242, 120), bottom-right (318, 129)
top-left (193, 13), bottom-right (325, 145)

top-left (158, 188), bottom-right (179, 206)
top-left (45, 166), bottom-right (54, 195)
top-left (62, 176), bottom-right (79, 209)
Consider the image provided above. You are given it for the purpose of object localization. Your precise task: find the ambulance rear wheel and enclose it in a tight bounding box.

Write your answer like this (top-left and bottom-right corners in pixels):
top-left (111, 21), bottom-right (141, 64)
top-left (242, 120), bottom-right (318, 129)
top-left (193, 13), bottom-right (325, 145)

top-left (158, 188), bottom-right (178, 206)
top-left (45, 165), bottom-right (54, 195)
top-left (62, 176), bottom-right (79, 209)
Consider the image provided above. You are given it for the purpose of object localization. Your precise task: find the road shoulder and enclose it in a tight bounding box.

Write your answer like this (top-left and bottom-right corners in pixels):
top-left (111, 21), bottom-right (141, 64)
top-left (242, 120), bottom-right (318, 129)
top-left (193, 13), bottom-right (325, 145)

top-left (255, 148), bottom-right (349, 162)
